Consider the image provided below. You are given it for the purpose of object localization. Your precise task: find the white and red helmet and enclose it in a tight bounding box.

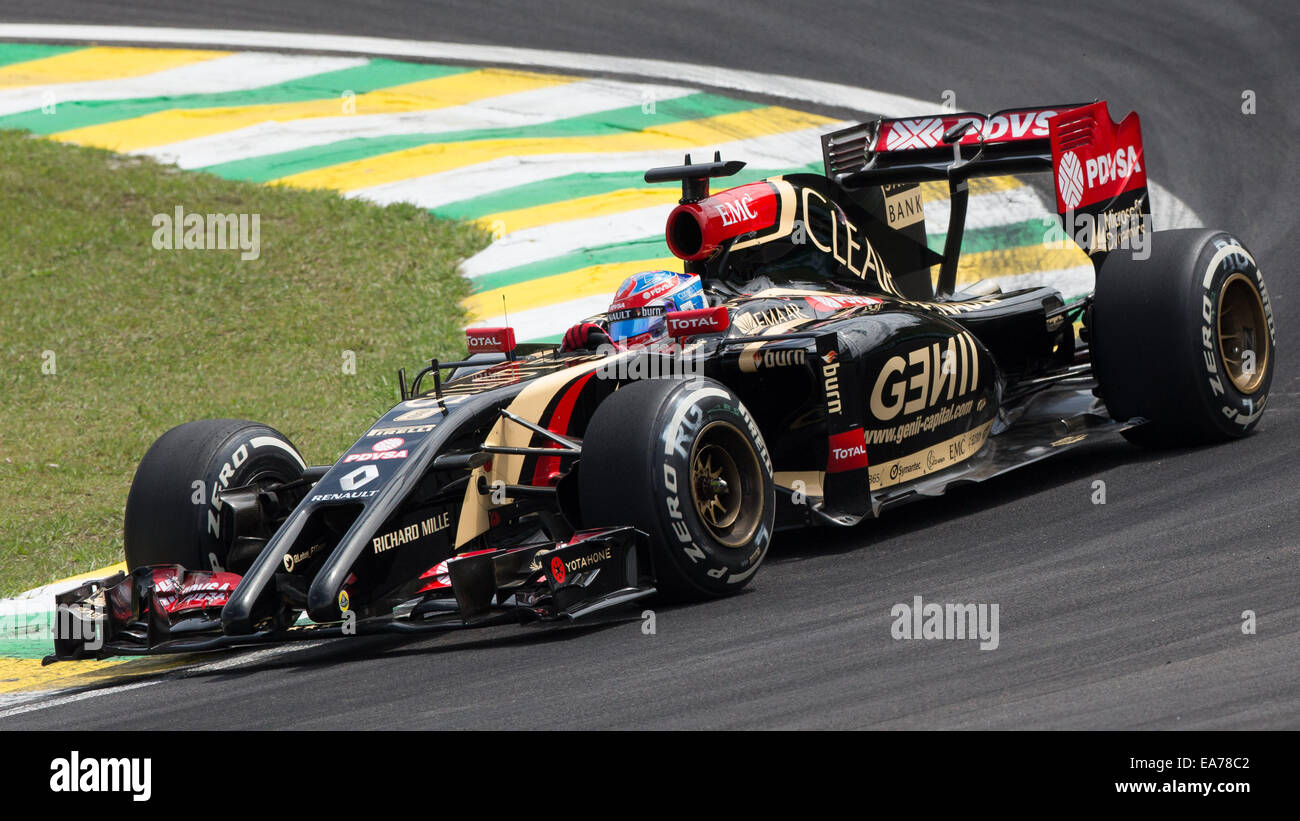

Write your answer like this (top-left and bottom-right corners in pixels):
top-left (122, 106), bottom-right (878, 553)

top-left (605, 270), bottom-right (706, 346)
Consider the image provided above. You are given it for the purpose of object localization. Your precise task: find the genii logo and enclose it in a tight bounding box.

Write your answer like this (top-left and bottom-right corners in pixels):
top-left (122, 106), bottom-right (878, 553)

top-left (550, 555), bottom-right (567, 584)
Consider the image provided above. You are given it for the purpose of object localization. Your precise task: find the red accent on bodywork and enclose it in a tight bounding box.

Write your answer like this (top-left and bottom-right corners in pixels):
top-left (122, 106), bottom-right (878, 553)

top-left (1049, 101), bottom-right (1145, 213)
top-left (665, 182), bottom-right (778, 261)
top-left (803, 294), bottom-right (882, 313)
top-left (417, 549), bottom-right (496, 593)
top-left (150, 569), bottom-right (242, 615)
top-left (871, 107), bottom-right (1061, 152)
top-left (466, 326), bottom-right (517, 354)
top-left (666, 306), bottom-right (730, 338)
top-left (827, 428), bottom-right (868, 473)
top-left (529, 370), bottom-right (596, 487)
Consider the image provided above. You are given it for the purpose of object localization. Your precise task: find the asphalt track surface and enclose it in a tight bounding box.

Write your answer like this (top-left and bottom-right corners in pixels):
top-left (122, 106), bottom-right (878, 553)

top-left (2, 0), bottom-right (1298, 729)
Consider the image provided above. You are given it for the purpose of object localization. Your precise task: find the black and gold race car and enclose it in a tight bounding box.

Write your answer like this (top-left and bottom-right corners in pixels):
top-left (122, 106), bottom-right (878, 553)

top-left (49, 99), bottom-right (1275, 661)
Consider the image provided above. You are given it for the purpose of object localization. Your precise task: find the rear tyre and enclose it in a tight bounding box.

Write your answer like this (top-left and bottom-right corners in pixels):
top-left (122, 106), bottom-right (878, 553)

top-left (1091, 229), bottom-right (1275, 447)
top-left (123, 419), bottom-right (306, 573)
top-left (579, 378), bottom-right (774, 600)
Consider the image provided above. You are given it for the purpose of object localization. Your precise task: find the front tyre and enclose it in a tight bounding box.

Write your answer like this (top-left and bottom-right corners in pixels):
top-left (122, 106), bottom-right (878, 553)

top-left (1091, 229), bottom-right (1276, 446)
top-left (124, 419), bottom-right (306, 573)
top-left (579, 378), bottom-right (775, 600)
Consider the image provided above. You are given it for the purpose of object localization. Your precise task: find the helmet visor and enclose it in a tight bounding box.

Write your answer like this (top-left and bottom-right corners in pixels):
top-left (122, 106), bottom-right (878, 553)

top-left (607, 304), bottom-right (667, 343)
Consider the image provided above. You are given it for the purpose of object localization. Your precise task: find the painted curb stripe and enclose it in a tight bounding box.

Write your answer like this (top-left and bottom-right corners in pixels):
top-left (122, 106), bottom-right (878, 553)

top-left (0, 24), bottom-right (1207, 231)
top-left (275, 106), bottom-right (835, 191)
top-left (197, 89), bottom-right (750, 183)
top-left (53, 67), bottom-right (568, 152)
top-left (139, 79), bottom-right (696, 170)
top-left (0, 56), bottom-right (433, 134)
top-left (436, 163), bottom-right (825, 221)
top-left (471, 238), bottom-right (670, 293)
top-left (0, 51), bottom-right (306, 118)
top-left (461, 203), bottom-right (682, 278)
top-left (348, 125), bottom-right (846, 209)
top-left (0, 45), bottom-right (229, 89)
top-left (0, 43), bottom-right (81, 69)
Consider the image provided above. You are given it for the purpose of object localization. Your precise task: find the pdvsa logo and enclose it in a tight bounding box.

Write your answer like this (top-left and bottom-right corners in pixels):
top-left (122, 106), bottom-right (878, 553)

top-left (1057, 150), bottom-right (1085, 209)
top-left (1058, 145), bottom-right (1142, 209)
top-left (1085, 145), bottom-right (1142, 189)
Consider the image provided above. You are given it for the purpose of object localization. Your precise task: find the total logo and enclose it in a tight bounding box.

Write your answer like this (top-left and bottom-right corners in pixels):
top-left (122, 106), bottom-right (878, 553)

top-left (827, 428), bottom-right (868, 473)
top-left (343, 437), bottom-right (409, 462)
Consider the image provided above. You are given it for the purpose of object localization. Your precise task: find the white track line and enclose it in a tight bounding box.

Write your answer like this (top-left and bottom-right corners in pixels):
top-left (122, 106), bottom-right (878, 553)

top-left (0, 52), bottom-right (367, 117)
top-left (143, 79), bottom-right (695, 169)
top-left (0, 680), bottom-right (158, 720)
top-left (0, 641), bottom-right (328, 720)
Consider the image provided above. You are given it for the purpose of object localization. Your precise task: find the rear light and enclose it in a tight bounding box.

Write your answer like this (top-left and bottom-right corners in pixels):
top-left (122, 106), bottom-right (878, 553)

top-left (666, 306), bottom-right (730, 338)
top-left (466, 326), bottom-right (516, 354)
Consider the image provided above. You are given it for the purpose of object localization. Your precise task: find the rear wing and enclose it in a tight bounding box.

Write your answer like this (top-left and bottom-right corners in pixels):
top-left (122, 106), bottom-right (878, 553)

top-left (821, 101), bottom-right (1150, 292)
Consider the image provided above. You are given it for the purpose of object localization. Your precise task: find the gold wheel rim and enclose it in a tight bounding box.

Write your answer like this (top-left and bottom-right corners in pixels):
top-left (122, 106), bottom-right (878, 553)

top-left (1217, 272), bottom-right (1269, 394)
top-left (689, 421), bottom-right (762, 548)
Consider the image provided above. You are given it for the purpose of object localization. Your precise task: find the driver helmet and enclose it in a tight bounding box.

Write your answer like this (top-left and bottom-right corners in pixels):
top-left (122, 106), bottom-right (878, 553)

top-left (606, 270), bottom-right (706, 346)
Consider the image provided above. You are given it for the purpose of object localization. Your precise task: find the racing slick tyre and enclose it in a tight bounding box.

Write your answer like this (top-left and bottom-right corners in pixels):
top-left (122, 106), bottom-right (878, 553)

top-left (579, 377), bottom-right (775, 601)
top-left (124, 419), bottom-right (306, 573)
top-left (1091, 229), bottom-right (1276, 447)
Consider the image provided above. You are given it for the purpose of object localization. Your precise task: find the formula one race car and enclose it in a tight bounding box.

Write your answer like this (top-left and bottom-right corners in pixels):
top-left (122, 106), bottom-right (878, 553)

top-left (50, 99), bottom-right (1275, 661)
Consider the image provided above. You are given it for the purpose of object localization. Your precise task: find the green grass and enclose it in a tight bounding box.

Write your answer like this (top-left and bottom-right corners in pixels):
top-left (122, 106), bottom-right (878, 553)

top-left (0, 131), bottom-right (489, 596)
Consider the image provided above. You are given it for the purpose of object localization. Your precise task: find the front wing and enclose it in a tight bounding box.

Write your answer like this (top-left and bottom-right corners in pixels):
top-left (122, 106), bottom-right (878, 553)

top-left (46, 526), bottom-right (653, 663)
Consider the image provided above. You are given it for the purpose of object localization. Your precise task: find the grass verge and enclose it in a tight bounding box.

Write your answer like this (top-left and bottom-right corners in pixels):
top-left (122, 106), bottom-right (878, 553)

top-left (0, 130), bottom-right (488, 595)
